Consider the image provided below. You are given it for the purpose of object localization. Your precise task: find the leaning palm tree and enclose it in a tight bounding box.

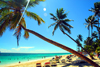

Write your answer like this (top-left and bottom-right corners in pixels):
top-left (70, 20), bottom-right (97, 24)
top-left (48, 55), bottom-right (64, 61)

top-left (0, 1), bottom-right (99, 66)
top-left (49, 8), bottom-right (91, 57)
top-left (21, 25), bottom-right (100, 67)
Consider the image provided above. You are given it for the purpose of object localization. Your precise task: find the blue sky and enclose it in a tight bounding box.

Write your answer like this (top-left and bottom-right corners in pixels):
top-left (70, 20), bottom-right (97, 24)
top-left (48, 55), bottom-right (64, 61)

top-left (0, 0), bottom-right (100, 53)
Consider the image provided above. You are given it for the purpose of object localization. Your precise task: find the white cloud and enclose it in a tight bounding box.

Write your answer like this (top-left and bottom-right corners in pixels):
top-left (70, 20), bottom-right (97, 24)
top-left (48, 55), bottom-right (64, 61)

top-left (0, 48), bottom-right (68, 53)
top-left (12, 47), bottom-right (34, 51)
top-left (0, 49), bottom-right (11, 52)
top-left (12, 48), bottom-right (20, 51)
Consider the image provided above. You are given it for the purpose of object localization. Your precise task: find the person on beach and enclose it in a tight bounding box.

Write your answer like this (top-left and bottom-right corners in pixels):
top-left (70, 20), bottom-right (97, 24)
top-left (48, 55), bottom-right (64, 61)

top-left (19, 61), bottom-right (21, 63)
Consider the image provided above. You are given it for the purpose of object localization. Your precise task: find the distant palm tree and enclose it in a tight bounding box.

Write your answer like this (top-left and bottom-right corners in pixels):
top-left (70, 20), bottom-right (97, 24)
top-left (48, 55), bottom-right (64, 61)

top-left (89, 2), bottom-right (100, 39)
top-left (76, 39), bottom-right (81, 52)
top-left (0, 1), bottom-right (99, 66)
top-left (0, 0), bottom-right (45, 45)
top-left (84, 16), bottom-right (98, 37)
top-left (76, 34), bottom-right (83, 52)
top-left (89, 2), bottom-right (100, 17)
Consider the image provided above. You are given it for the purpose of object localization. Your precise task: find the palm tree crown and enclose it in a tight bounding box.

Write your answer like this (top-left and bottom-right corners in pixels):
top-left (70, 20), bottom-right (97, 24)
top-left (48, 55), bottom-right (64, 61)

top-left (48, 8), bottom-right (73, 35)
top-left (0, 0), bottom-right (45, 46)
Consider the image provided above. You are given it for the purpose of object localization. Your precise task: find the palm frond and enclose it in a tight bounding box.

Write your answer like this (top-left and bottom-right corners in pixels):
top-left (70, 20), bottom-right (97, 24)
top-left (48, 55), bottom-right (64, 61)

top-left (89, 8), bottom-right (95, 12)
top-left (94, 2), bottom-right (100, 10)
top-left (24, 31), bottom-right (29, 39)
top-left (25, 10), bottom-right (45, 25)
top-left (10, 12), bottom-right (21, 29)
top-left (12, 0), bottom-right (27, 8)
top-left (0, 7), bottom-right (9, 13)
top-left (64, 19), bottom-right (74, 22)
top-left (59, 24), bottom-right (65, 34)
top-left (59, 8), bottom-right (63, 17)
top-left (52, 23), bottom-right (59, 35)
top-left (50, 13), bottom-right (57, 21)
top-left (0, 11), bottom-right (12, 22)
top-left (50, 13), bottom-right (57, 19)
top-left (62, 21), bottom-right (73, 28)
top-left (77, 34), bottom-right (83, 41)
top-left (14, 25), bottom-right (22, 46)
top-left (20, 17), bottom-right (26, 28)
top-left (0, 18), bottom-right (10, 36)
top-left (58, 8), bottom-right (69, 19)
top-left (76, 39), bottom-right (81, 46)
top-left (57, 8), bottom-right (60, 19)
top-left (62, 24), bottom-right (71, 34)
top-left (94, 25), bottom-right (98, 28)
top-left (60, 13), bottom-right (67, 19)
top-left (0, 0), bottom-right (8, 8)
top-left (85, 19), bottom-right (89, 23)
top-left (28, 0), bottom-right (45, 7)
top-left (50, 17), bottom-right (57, 21)
top-left (85, 23), bottom-right (91, 28)
top-left (57, 8), bottom-right (67, 19)
top-left (48, 22), bottom-right (57, 28)
top-left (20, 17), bottom-right (29, 39)
top-left (84, 23), bottom-right (88, 25)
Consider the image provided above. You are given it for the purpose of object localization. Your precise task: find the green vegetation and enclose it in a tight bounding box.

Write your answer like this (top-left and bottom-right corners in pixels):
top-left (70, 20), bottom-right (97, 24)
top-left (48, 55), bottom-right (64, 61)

top-left (82, 2), bottom-right (100, 59)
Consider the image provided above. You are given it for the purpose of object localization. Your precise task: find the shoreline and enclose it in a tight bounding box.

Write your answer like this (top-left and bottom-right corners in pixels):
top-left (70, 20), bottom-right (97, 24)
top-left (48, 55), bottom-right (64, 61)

top-left (1, 54), bottom-right (70, 67)
top-left (5, 57), bottom-right (52, 67)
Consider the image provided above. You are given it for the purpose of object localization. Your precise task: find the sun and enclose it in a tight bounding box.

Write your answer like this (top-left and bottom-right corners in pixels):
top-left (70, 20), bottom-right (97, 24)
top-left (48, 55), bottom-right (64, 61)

top-left (43, 8), bottom-right (46, 11)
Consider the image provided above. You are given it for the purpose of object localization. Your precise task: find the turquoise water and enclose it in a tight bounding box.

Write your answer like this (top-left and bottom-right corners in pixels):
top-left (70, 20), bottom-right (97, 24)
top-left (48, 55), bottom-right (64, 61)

top-left (0, 53), bottom-right (71, 65)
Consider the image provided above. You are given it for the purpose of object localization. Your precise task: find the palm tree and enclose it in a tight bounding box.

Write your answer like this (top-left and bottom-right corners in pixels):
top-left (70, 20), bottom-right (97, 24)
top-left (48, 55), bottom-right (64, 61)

top-left (89, 2), bottom-right (100, 17)
top-left (49, 8), bottom-right (91, 57)
top-left (89, 2), bottom-right (100, 39)
top-left (84, 18), bottom-right (90, 37)
top-left (0, 1), bottom-right (99, 66)
top-left (84, 16), bottom-right (98, 37)
top-left (0, 0), bottom-right (45, 46)
top-left (76, 39), bottom-right (81, 52)
top-left (76, 34), bottom-right (83, 52)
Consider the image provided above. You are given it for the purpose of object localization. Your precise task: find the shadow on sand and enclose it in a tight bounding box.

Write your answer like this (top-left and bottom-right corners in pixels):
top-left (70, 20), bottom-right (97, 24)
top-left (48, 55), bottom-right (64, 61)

top-left (60, 62), bottom-right (92, 67)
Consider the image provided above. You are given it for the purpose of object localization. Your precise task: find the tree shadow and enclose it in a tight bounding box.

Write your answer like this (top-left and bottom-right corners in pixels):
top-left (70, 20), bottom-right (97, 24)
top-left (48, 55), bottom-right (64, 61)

top-left (62, 62), bottom-right (92, 67)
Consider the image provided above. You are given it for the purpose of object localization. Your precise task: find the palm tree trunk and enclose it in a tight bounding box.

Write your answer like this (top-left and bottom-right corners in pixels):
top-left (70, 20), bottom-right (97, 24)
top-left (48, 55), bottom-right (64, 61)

top-left (98, 18), bottom-right (100, 40)
top-left (62, 31), bottom-right (91, 55)
top-left (88, 27), bottom-right (90, 37)
top-left (21, 25), bottom-right (100, 67)
top-left (91, 27), bottom-right (93, 38)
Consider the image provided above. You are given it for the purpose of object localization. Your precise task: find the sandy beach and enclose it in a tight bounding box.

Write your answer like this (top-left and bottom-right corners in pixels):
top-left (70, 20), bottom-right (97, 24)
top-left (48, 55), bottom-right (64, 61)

top-left (0, 54), bottom-right (99, 67)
